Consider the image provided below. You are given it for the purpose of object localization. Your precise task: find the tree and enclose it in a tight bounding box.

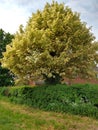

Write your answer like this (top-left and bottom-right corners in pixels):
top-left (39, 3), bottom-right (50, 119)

top-left (1, 1), bottom-right (98, 84)
top-left (0, 29), bottom-right (14, 86)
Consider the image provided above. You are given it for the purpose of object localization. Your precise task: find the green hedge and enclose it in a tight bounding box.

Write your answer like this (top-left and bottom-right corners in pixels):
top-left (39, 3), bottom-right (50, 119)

top-left (0, 84), bottom-right (98, 119)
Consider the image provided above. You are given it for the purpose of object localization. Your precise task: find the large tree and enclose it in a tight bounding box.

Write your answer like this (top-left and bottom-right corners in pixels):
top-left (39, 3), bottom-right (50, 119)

top-left (0, 29), bottom-right (14, 86)
top-left (1, 1), bottom-right (98, 84)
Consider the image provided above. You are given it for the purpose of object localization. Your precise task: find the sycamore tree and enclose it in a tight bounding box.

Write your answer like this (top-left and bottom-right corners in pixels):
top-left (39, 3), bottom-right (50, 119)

top-left (1, 1), bottom-right (98, 84)
top-left (0, 29), bottom-right (14, 86)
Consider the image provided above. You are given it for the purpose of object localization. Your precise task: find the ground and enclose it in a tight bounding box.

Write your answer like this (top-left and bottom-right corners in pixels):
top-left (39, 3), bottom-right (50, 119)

top-left (0, 98), bottom-right (98, 130)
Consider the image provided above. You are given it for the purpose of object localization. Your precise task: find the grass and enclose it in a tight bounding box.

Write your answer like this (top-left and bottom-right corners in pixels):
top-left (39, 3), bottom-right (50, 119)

top-left (0, 97), bottom-right (98, 130)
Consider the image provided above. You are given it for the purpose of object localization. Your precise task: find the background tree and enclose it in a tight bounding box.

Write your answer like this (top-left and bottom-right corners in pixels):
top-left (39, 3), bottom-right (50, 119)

top-left (1, 1), bottom-right (98, 84)
top-left (0, 29), bottom-right (14, 86)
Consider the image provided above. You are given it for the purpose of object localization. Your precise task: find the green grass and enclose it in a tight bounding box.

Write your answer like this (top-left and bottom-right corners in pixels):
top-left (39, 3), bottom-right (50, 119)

top-left (0, 97), bottom-right (98, 130)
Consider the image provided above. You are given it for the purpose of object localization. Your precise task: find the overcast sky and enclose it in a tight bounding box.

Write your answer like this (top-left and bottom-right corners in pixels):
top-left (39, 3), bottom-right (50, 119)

top-left (0, 0), bottom-right (98, 40)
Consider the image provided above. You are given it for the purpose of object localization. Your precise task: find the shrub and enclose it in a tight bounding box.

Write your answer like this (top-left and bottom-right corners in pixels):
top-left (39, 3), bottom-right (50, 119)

top-left (0, 84), bottom-right (98, 119)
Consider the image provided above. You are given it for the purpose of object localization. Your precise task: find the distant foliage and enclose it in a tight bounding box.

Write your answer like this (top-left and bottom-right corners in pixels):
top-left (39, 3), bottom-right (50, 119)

top-left (0, 29), bottom-right (14, 87)
top-left (1, 1), bottom-right (98, 84)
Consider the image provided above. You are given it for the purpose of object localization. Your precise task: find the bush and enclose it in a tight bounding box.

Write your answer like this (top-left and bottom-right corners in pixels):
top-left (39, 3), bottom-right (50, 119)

top-left (0, 87), bottom-right (10, 96)
top-left (0, 84), bottom-right (98, 119)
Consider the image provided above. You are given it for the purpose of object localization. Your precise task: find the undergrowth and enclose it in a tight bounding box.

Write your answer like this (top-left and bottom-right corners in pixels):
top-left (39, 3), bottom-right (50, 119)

top-left (0, 84), bottom-right (98, 119)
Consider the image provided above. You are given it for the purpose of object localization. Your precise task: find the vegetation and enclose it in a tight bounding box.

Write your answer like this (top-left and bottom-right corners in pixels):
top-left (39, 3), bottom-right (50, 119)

top-left (0, 1), bottom-right (98, 130)
top-left (0, 84), bottom-right (98, 119)
top-left (0, 29), bottom-right (14, 87)
top-left (1, 1), bottom-right (98, 84)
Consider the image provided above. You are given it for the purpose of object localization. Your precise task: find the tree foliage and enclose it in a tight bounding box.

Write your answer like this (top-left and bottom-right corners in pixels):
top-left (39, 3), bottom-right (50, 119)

top-left (1, 1), bottom-right (98, 84)
top-left (0, 29), bottom-right (14, 86)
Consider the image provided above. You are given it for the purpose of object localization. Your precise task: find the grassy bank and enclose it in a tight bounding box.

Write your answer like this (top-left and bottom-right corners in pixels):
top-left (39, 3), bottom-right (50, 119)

top-left (0, 97), bottom-right (98, 130)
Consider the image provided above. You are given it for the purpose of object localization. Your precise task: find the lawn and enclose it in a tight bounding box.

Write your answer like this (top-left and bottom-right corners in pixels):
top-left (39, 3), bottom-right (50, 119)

top-left (0, 97), bottom-right (98, 130)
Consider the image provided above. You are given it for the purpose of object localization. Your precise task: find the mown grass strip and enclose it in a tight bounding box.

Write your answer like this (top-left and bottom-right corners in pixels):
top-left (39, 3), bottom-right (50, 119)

top-left (0, 98), bottom-right (98, 130)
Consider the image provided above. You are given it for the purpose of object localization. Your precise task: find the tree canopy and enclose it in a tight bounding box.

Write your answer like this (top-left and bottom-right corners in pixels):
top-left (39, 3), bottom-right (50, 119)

top-left (1, 1), bottom-right (98, 84)
top-left (0, 29), bottom-right (14, 86)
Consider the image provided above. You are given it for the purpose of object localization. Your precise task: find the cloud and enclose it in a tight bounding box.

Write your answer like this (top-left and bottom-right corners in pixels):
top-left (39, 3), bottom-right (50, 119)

top-left (66, 0), bottom-right (98, 40)
top-left (13, 0), bottom-right (68, 13)
top-left (0, 0), bottom-right (30, 33)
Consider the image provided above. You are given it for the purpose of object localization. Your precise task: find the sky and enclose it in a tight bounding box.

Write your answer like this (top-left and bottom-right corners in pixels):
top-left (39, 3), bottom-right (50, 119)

top-left (0, 0), bottom-right (98, 40)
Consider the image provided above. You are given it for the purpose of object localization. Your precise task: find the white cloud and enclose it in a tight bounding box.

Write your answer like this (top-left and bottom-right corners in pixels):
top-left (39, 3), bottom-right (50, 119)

top-left (66, 0), bottom-right (98, 40)
top-left (0, 1), bottom-right (29, 33)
